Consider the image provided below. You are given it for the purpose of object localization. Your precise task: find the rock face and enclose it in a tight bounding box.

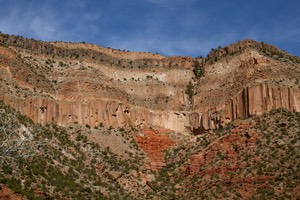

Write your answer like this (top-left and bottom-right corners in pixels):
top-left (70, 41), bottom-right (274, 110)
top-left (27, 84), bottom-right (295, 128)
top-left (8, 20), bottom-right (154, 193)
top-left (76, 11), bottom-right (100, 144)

top-left (0, 33), bottom-right (300, 133)
top-left (192, 83), bottom-right (300, 130)
top-left (1, 96), bottom-right (189, 132)
top-left (2, 83), bottom-right (300, 133)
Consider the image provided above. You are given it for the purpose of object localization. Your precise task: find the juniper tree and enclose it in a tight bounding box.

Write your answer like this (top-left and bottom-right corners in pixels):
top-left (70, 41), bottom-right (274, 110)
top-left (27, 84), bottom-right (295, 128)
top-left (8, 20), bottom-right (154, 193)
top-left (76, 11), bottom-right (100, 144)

top-left (193, 60), bottom-right (204, 80)
top-left (185, 81), bottom-right (195, 102)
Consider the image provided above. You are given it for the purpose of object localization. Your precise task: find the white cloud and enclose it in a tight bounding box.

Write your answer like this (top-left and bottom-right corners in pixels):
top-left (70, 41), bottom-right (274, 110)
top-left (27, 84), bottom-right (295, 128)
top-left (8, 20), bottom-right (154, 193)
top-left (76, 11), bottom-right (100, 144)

top-left (0, 1), bottom-right (102, 42)
top-left (29, 17), bottom-right (59, 41)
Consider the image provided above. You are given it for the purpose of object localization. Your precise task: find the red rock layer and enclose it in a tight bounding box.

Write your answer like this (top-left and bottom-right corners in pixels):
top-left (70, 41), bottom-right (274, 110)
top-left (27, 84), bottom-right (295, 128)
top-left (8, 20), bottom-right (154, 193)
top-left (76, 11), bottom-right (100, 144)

top-left (136, 129), bottom-right (175, 171)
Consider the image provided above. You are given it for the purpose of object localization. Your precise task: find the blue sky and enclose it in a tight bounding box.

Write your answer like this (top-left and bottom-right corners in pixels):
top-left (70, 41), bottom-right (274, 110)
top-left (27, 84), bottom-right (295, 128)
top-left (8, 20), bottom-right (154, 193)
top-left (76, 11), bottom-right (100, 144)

top-left (0, 0), bottom-right (299, 57)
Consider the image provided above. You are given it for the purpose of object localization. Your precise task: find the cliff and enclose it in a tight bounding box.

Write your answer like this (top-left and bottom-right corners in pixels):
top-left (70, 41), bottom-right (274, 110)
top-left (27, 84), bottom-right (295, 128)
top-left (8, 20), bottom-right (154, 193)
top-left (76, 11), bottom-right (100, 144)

top-left (2, 83), bottom-right (299, 134)
top-left (0, 33), bottom-right (299, 134)
top-left (192, 83), bottom-right (300, 131)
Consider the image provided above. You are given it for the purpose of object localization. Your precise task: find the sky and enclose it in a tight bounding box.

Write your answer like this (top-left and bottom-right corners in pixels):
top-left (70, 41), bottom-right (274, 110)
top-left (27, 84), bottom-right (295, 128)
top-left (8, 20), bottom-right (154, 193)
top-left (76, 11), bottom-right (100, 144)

top-left (0, 0), bottom-right (299, 57)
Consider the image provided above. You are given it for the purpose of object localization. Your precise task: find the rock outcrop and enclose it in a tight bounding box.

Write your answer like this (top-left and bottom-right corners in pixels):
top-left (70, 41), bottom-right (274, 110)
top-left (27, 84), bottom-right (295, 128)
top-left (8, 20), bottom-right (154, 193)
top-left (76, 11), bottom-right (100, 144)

top-left (1, 95), bottom-right (189, 132)
top-left (136, 129), bottom-right (175, 170)
top-left (2, 83), bottom-right (299, 133)
top-left (192, 83), bottom-right (300, 131)
top-left (0, 33), bottom-right (299, 134)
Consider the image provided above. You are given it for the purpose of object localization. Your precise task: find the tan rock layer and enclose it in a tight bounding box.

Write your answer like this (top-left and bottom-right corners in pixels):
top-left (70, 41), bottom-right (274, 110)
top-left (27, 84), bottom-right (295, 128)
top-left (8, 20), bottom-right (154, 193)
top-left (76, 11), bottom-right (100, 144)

top-left (2, 96), bottom-right (190, 132)
top-left (195, 83), bottom-right (300, 130)
top-left (2, 83), bottom-right (300, 133)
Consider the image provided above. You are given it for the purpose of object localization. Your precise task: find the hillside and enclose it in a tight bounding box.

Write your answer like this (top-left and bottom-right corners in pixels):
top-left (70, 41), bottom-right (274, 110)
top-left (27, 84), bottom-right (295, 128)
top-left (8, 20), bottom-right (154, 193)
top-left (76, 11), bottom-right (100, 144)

top-left (0, 33), bottom-right (300, 199)
top-left (151, 109), bottom-right (300, 199)
top-left (0, 33), bottom-right (299, 134)
top-left (0, 97), bottom-right (299, 199)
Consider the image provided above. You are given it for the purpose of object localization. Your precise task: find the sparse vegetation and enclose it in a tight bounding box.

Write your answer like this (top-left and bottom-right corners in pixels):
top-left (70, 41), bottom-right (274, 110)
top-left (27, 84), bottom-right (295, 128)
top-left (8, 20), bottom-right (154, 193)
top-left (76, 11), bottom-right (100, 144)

top-left (144, 109), bottom-right (300, 199)
top-left (185, 81), bottom-right (195, 102)
top-left (0, 101), bottom-right (148, 199)
top-left (192, 60), bottom-right (204, 80)
top-left (0, 32), bottom-right (300, 199)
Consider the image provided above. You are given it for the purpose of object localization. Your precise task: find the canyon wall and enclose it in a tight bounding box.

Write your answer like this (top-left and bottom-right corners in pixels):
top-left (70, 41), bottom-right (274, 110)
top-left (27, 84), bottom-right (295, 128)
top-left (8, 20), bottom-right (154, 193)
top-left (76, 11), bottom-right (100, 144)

top-left (195, 83), bottom-right (300, 130)
top-left (2, 95), bottom-right (190, 132)
top-left (2, 83), bottom-right (300, 133)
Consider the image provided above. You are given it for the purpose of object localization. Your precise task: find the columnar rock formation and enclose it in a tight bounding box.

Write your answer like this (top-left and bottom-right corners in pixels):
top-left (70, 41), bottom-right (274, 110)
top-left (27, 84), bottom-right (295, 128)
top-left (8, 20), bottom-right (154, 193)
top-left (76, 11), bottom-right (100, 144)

top-left (0, 33), bottom-right (299, 134)
top-left (2, 83), bottom-right (299, 133)
top-left (192, 83), bottom-right (300, 131)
